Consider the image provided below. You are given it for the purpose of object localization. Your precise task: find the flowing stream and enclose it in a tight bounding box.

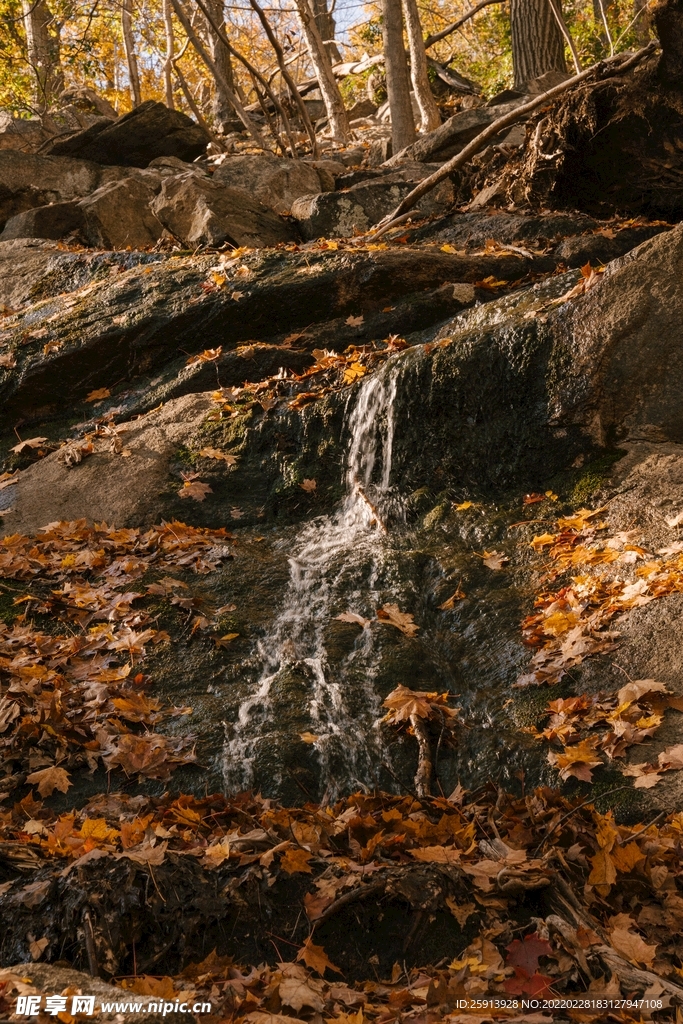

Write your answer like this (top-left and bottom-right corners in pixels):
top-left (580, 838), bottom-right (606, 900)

top-left (223, 363), bottom-right (402, 797)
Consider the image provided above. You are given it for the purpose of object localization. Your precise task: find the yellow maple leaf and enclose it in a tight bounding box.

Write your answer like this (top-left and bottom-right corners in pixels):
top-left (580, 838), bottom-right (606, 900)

top-left (280, 847), bottom-right (314, 874)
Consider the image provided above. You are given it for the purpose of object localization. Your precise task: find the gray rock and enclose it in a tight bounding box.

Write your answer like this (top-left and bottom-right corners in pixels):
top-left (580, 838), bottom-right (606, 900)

top-left (78, 178), bottom-right (163, 249)
top-left (0, 151), bottom-right (103, 230)
top-left (291, 177), bottom-right (454, 239)
top-left (151, 172), bottom-right (297, 247)
top-left (213, 153), bottom-right (321, 214)
top-left (45, 100), bottom-right (209, 167)
top-left (0, 201), bottom-right (85, 242)
top-left (0, 113), bottom-right (50, 154)
top-left (387, 97), bottom-right (529, 164)
top-left (1, 963), bottom-right (194, 1024)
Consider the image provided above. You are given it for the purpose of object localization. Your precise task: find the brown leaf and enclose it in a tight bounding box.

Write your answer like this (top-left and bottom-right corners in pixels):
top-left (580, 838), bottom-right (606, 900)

top-left (280, 847), bottom-right (314, 874)
top-left (439, 587), bottom-right (466, 610)
top-left (296, 936), bottom-right (342, 976)
top-left (85, 387), bottom-right (111, 402)
top-left (178, 480), bottom-right (212, 502)
top-left (279, 975), bottom-right (324, 1013)
top-left (345, 314), bottom-right (364, 327)
top-left (300, 478), bottom-right (317, 492)
top-left (26, 766), bottom-right (72, 797)
top-left (10, 437), bottom-right (48, 454)
top-left (609, 913), bottom-right (657, 966)
top-left (482, 549), bottom-right (509, 570)
top-left (335, 611), bottom-right (371, 628)
top-left (29, 937), bottom-right (49, 961)
top-left (376, 603), bottom-right (419, 637)
top-left (410, 845), bottom-right (461, 865)
top-left (199, 448), bottom-right (238, 466)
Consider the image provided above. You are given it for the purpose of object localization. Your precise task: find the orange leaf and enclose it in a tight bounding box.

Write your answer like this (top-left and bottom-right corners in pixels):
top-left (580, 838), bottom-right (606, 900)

top-left (296, 936), bottom-right (342, 976)
top-left (280, 847), bottom-right (314, 874)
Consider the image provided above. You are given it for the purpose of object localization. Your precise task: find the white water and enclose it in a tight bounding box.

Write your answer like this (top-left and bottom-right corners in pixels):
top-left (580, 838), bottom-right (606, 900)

top-left (223, 364), bottom-right (400, 797)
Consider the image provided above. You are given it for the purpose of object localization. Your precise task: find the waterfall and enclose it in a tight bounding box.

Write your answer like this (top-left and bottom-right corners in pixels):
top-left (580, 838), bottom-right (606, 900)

top-left (222, 363), bottom-right (400, 797)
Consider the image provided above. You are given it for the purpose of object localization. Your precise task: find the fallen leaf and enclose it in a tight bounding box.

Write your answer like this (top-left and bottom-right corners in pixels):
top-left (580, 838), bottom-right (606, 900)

top-left (199, 448), bottom-right (238, 466)
top-left (296, 936), bottom-right (342, 976)
top-left (335, 611), bottom-right (371, 628)
top-left (178, 480), bottom-right (212, 502)
top-left (279, 977), bottom-right (324, 1013)
top-left (280, 847), bottom-right (314, 874)
top-left (85, 388), bottom-right (111, 402)
top-left (454, 501), bottom-right (474, 511)
top-left (410, 845), bottom-right (461, 864)
top-left (299, 732), bottom-right (319, 744)
top-left (26, 766), bottom-right (72, 797)
top-left (345, 314), bottom-right (364, 327)
top-left (10, 437), bottom-right (48, 454)
top-left (439, 587), bottom-right (466, 610)
top-left (300, 478), bottom-right (317, 492)
top-left (506, 933), bottom-right (553, 975)
top-left (482, 550), bottom-right (509, 570)
top-left (29, 937), bottom-right (49, 961)
top-left (376, 603), bottom-right (419, 637)
top-left (609, 913), bottom-right (657, 966)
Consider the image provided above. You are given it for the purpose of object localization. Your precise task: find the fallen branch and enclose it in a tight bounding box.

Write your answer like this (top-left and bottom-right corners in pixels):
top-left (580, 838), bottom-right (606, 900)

top-left (365, 42), bottom-right (658, 240)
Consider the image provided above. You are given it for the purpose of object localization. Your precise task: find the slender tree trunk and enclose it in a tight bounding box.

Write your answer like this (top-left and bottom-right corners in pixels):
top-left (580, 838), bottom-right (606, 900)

top-left (248, 0), bottom-right (318, 155)
top-left (203, 0), bottom-right (237, 129)
top-left (170, 0), bottom-right (266, 147)
top-left (311, 0), bottom-right (341, 64)
top-left (510, 0), bottom-right (567, 91)
top-left (382, 0), bottom-right (416, 152)
top-left (401, 0), bottom-right (440, 131)
top-left (22, 0), bottom-right (62, 112)
top-left (122, 0), bottom-right (142, 106)
top-left (293, 0), bottom-right (350, 141)
top-left (634, 0), bottom-right (651, 46)
top-left (163, 0), bottom-right (175, 108)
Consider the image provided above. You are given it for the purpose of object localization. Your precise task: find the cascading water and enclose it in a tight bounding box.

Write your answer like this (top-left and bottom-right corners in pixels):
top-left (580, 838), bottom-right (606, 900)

top-left (222, 362), bottom-right (401, 797)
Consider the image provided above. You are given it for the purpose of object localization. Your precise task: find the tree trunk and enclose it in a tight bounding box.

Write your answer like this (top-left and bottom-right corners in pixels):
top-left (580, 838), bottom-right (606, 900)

top-left (401, 0), bottom-right (440, 131)
top-left (510, 0), bottom-right (567, 92)
top-left (22, 0), bottom-right (62, 112)
top-left (163, 0), bottom-right (175, 108)
top-left (121, 0), bottom-right (142, 107)
top-left (293, 0), bottom-right (349, 141)
top-left (634, 0), bottom-right (651, 46)
top-left (171, 0), bottom-right (266, 147)
top-left (311, 0), bottom-right (341, 64)
top-left (203, 0), bottom-right (237, 130)
top-left (382, 0), bottom-right (416, 152)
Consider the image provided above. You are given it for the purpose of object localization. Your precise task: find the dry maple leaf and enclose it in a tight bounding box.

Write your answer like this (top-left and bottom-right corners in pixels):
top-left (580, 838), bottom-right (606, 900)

top-left (609, 913), bottom-right (657, 966)
top-left (296, 936), bottom-right (341, 976)
top-left (279, 977), bottom-right (324, 1014)
top-left (10, 437), bottom-right (47, 454)
top-left (382, 684), bottom-right (459, 726)
top-left (178, 480), bottom-right (212, 502)
top-left (300, 478), bottom-right (316, 492)
top-left (299, 732), bottom-right (319, 744)
top-left (547, 737), bottom-right (603, 782)
top-left (343, 362), bottom-right (367, 384)
top-left (199, 448), bottom-right (238, 466)
top-left (335, 611), bottom-right (371, 628)
top-left (482, 550), bottom-right (509, 570)
top-left (280, 847), bottom-right (313, 874)
top-left (506, 933), bottom-right (553, 975)
top-left (439, 587), bottom-right (466, 610)
top-left (376, 603), bottom-right (419, 637)
top-left (410, 845), bottom-right (461, 865)
top-left (345, 314), bottom-right (364, 327)
top-left (26, 766), bottom-right (72, 797)
top-left (85, 387), bottom-right (111, 402)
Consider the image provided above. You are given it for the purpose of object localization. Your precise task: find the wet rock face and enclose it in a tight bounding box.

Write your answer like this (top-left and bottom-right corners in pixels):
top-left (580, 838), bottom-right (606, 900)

top-left (44, 100), bottom-right (210, 167)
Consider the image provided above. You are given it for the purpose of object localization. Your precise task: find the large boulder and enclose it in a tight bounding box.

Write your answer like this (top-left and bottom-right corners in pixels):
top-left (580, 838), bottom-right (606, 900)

top-left (291, 176), bottom-right (454, 239)
top-left (0, 113), bottom-right (50, 154)
top-left (0, 201), bottom-right (85, 242)
top-left (45, 100), bottom-right (209, 167)
top-left (212, 153), bottom-right (323, 214)
top-left (151, 173), bottom-right (298, 247)
top-left (0, 151), bottom-right (104, 229)
top-left (77, 178), bottom-right (164, 249)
